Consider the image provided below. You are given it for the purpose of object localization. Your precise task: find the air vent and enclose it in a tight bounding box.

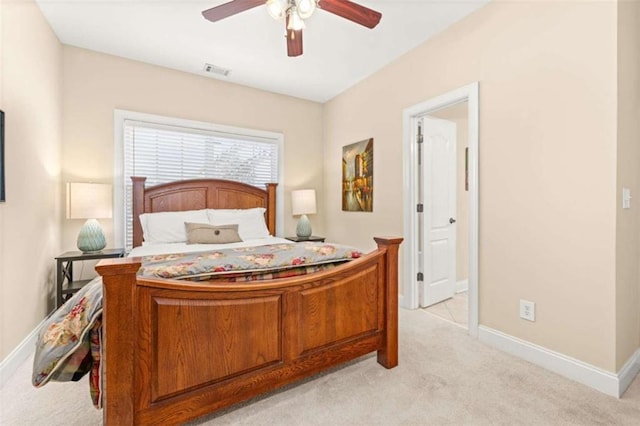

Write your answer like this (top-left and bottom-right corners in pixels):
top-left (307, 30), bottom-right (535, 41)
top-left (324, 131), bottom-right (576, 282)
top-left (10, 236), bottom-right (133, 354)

top-left (203, 63), bottom-right (231, 77)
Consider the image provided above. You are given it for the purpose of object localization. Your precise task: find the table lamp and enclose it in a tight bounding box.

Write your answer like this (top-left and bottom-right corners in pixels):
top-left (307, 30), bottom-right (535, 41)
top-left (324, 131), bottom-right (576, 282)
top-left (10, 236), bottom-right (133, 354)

top-left (291, 189), bottom-right (316, 239)
top-left (67, 182), bottom-right (112, 253)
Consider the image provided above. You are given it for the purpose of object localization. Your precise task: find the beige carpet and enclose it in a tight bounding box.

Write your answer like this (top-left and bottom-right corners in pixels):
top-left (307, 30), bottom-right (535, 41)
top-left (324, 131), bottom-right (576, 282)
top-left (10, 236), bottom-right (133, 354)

top-left (1, 309), bottom-right (639, 425)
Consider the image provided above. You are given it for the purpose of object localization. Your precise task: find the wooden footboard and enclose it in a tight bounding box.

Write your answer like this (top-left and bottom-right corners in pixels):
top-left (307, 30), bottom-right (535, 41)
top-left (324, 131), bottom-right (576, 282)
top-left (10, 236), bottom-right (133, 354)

top-left (96, 237), bottom-right (402, 425)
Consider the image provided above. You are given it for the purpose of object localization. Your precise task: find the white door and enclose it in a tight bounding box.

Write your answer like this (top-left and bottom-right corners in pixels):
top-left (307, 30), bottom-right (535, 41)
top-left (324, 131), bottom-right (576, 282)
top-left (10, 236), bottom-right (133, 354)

top-left (419, 116), bottom-right (457, 307)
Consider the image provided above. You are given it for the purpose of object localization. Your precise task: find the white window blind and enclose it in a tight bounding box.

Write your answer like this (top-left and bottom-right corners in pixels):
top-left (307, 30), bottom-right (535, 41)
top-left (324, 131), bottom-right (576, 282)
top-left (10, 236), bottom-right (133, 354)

top-left (123, 119), bottom-right (279, 249)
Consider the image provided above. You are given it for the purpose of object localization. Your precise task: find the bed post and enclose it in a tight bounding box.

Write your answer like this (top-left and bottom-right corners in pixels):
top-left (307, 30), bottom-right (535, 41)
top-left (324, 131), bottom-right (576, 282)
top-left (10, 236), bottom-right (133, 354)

top-left (265, 183), bottom-right (277, 236)
top-left (96, 258), bottom-right (142, 426)
top-left (374, 237), bottom-right (403, 369)
top-left (131, 177), bottom-right (147, 248)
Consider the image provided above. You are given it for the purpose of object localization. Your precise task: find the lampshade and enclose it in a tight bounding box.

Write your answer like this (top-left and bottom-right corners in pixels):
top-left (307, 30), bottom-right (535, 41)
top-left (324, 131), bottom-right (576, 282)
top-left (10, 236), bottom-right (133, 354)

top-left (287, 8), bottom-right (306, 30)
top-left (295, 0), bottom-right (316, 19)
top-left (291, 189), bottom-right (317, 215)
top-left (67, 182), bottom-right (112, 253)
top-left (67, 182), bottom-right (113, 219)
top-left (266, 0), bottom-right (288, 20)
top-left (267, 0), bottom-right (317, 31)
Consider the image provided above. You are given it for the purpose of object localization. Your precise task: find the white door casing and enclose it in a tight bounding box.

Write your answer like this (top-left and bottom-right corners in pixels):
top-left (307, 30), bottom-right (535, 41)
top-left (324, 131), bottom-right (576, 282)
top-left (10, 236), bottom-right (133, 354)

top-left (401, 81), bottom-right (479, 337)
top-left (420, 117), bottom-right (457, 307)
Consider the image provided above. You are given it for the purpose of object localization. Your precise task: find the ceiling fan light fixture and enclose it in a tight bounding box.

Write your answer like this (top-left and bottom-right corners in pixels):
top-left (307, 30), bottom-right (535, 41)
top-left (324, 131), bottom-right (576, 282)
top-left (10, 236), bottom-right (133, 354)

top-left (295, 0), bottom-right (316, 19)
top-left (266, 0), bottom-right (288, 20)
top-left (202, 0), bottom-right (382, 57)
top-left (287, 8), bottom-right (306, 31)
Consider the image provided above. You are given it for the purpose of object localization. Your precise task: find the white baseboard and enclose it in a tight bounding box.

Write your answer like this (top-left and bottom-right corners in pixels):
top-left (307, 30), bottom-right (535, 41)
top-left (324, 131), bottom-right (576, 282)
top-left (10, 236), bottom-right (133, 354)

top-left (479, 325), bottom-right (640, 398)
top-left (398, 293), bottom-right (406, 309)
top-left (456, 279), bottom-right (468, 293)
top-left (618, 348), bottom-right (640, 396)
top-left (0, 316), bottom-right (48, 388)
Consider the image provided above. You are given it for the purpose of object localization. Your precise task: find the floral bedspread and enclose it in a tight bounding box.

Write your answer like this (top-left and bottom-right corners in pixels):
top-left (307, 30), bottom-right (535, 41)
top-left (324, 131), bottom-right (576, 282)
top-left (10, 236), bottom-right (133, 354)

top-left (139, 242), bottom-right (361, 281)
top-left (32, 278), bottom-right (104, 407)
top-left (32, 242), bottom-right (361, 407)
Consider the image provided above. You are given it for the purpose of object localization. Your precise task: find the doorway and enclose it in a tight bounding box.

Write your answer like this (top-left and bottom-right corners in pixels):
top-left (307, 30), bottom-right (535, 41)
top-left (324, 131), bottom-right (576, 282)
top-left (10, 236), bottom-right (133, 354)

top-left (401, 83), bottom-right (479, 337)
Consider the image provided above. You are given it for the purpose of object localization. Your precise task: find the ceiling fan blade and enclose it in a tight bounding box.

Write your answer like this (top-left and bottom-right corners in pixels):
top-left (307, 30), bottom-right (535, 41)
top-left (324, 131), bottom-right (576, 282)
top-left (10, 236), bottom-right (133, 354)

top-left (286, 17), bottom-right (303, 57)
top-left (202, 0), bottom-right (265, 23)
top-left (317, 0), bottom-right (381, 29)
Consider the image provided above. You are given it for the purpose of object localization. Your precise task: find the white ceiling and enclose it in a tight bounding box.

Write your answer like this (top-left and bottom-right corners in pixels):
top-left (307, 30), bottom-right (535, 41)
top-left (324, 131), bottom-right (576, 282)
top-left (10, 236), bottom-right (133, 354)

top-left (36, 0), bottom-right (488, 103)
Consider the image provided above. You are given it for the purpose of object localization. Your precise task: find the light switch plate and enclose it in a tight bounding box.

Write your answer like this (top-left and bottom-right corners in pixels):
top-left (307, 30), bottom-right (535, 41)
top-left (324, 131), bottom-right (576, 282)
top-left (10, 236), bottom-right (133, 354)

top-left (622, 188), bottom-right (631, 209)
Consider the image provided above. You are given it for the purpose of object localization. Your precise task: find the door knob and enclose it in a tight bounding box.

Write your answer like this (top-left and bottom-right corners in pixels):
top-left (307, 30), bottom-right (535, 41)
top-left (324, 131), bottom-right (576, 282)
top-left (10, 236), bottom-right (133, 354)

top-left (449, 218), bottom-right (456, 224)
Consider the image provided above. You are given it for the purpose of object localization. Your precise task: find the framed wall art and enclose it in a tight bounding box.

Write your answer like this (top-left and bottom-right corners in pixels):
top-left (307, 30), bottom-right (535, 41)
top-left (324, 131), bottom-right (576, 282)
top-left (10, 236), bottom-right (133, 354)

top-left (342, 138), bottom-right (373, 212)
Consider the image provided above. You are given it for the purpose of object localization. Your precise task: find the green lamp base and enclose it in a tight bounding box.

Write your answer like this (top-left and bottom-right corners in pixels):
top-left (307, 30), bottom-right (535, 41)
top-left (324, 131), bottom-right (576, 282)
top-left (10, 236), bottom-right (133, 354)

top-left (295, 214), bottom-right (312, 239)
top-left (77, 219), bottom-right (107, 253)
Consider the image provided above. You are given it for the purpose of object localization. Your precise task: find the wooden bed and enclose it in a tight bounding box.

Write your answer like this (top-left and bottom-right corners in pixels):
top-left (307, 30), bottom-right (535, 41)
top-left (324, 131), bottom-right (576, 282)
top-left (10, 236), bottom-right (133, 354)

top-left (95, 177), bottom-right (402, 425)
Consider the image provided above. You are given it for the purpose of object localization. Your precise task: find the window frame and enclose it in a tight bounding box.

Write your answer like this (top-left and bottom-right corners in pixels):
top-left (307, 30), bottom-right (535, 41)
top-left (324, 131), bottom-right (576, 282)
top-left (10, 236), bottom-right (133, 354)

top-left (113, 109), bottom-right (285, 249)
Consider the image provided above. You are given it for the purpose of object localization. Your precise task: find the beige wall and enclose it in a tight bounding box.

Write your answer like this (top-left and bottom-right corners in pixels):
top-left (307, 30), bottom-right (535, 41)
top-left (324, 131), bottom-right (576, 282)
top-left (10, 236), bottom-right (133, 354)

top-left (61, 47), bottom-right (324, 254)
top-left (323, 1), bottom-right (620, 371)
top-left (615, 0), bottom-right (640, 371)
top-left (0, 0), bottom-right (62, 360)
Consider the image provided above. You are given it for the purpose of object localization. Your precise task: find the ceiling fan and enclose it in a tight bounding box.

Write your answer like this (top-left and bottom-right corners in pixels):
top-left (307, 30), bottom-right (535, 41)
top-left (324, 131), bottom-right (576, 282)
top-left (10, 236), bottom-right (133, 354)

top-left (202, 0), bottom-right (382, 57)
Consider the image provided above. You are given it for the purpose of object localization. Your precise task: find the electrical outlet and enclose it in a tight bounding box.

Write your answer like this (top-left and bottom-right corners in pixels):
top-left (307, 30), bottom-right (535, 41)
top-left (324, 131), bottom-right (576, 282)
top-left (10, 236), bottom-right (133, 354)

top-left (520, 299), bottom-right (535, 322)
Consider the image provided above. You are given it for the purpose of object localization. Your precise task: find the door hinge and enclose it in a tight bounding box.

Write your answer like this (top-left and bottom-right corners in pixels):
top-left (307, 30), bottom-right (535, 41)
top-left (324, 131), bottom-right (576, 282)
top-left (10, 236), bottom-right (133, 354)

top-left (417, 203), bottom-right (424, 213)
top-left (417, 272), bottom-right (424, 282)
top-left (417, 134), bottom-right (424, 144)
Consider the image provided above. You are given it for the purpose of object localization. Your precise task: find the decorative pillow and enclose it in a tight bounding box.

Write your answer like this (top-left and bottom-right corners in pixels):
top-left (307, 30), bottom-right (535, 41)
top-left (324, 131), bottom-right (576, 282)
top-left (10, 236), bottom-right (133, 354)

top-left (207, 208), bottom-right (271, 240)
top-left (185, 222), bottom-right (242, 244)
top-left (140, 209), bottom-right (209, 244)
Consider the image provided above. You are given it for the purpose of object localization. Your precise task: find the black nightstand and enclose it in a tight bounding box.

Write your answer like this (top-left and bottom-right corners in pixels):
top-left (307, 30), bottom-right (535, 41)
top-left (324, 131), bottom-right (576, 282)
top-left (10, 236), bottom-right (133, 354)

top-left (285, 236), bottom-right (326, 243)
top-left (55, 248), bottom-right (125, 308)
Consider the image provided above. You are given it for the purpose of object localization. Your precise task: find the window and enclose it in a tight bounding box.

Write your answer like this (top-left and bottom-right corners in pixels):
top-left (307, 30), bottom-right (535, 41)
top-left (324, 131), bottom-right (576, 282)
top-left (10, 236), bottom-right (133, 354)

top-left (114, 111), bottom-right (284, 249)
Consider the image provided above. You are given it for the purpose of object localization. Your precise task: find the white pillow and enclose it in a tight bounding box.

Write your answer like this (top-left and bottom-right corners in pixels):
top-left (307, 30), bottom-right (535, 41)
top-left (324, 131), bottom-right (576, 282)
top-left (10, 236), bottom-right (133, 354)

top-left (140, 209), bottom-right (209, 244)
top-left (207, 208), bottom-right (271, 240)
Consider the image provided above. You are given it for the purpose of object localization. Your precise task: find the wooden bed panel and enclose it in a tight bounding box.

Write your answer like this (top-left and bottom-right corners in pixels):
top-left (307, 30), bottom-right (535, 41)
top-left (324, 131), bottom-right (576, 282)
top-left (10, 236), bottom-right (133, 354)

top-left (216, 188), bottom-right (269, 209)
top-left (150, 293), bottom-right (282, 401)
top-left (298, 265), bottom-right (379, 354)
top-left (134, 333), bottom-right (385, 426)
top-left (98, 239), bottom-right (402, 425)
top-left (148, 188), bottom-right (208, 213)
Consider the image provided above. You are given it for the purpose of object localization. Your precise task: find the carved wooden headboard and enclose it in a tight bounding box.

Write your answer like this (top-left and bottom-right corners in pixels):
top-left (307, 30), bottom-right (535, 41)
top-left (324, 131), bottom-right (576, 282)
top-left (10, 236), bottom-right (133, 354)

top-left (131, 177), bottom-right (277, 248)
